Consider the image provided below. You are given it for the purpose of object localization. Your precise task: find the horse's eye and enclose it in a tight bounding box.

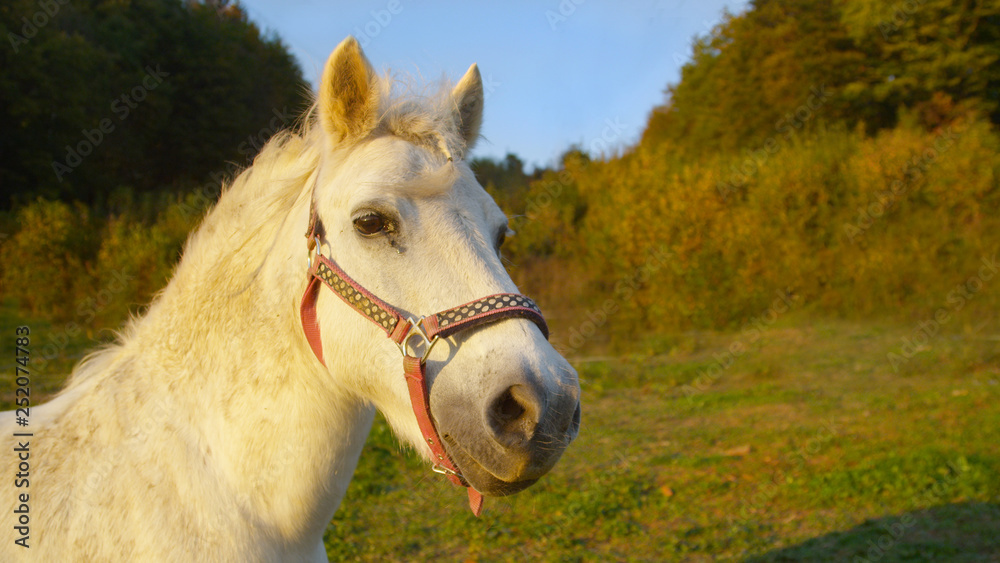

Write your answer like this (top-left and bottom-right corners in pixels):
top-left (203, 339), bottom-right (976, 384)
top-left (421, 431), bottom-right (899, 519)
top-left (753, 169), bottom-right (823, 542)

top-left (354, 213), bottom-right (388, 236)
top-left (496, 227), bottom-right (512, 255)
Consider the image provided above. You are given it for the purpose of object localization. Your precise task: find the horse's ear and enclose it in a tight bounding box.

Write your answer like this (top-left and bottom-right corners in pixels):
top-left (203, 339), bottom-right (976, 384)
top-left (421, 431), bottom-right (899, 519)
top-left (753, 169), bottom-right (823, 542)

top-left (451, 63), bottom-right (484, 149)
top-left (319, 37), bottom-right (379, 142)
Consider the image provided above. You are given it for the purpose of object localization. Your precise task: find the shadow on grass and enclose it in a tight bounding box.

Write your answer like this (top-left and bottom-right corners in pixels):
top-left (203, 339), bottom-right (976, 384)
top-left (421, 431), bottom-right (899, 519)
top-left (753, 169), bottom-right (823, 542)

top-left (746, 502), bottom-right (1000, 562)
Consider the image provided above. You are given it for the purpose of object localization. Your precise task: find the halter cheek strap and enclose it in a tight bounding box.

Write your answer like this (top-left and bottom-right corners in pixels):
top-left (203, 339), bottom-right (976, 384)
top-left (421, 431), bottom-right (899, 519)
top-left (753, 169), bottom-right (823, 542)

top-left (299, 218), bottom-right (549, 517)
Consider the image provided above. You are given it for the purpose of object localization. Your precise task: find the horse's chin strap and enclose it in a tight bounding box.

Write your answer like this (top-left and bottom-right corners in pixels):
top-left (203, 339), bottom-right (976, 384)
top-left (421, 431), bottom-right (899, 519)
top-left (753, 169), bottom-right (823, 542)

top-left (299, 215), bottom-right (549, 517)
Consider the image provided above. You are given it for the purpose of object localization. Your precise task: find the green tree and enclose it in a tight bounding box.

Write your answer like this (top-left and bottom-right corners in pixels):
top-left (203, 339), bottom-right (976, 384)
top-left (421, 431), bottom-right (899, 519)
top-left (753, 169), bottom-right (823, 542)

top-left (0, 0), bottom-right (310, 209)
top-left (643, 0), bottom-right (1000, 152)
top-left (838, 0), bottom-right (1000, 127)
top-left (645, 0), bottom-right (866, 153)
top-left (473, 153), bottom-right (532, 214)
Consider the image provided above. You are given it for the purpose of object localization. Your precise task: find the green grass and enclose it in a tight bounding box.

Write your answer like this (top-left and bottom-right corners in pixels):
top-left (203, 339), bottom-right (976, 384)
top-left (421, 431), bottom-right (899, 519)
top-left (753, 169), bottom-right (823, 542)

top-left (3, 307), bottom-right (998, 561)
top-left (0, 297), bottom-right (110, 405)
top-left (323, 316), bottom-right (1000, 561)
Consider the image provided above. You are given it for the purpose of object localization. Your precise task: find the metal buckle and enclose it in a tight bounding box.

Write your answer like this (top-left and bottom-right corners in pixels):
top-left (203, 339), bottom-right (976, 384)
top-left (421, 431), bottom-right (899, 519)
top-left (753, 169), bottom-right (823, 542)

top-left (432, 464), bottom-right (458, 477)
top-left (397, 317), bottom-right (440, 361)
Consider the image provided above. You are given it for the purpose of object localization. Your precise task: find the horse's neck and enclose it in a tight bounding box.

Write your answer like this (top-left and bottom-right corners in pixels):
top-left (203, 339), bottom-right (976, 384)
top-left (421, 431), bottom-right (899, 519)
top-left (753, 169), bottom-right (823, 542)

top-left (124, 186), bottom-right (373, 545)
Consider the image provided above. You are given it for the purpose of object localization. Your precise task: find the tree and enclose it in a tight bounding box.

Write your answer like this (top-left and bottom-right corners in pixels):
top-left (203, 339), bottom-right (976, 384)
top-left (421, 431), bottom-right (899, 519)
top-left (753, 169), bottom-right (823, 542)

top-left (645, 1), bottom-right (867, 152)
top-left (642, 0), bottom-right (1000, 152)
top-left (838, 0), bottom-right (1000, 127)
top-left (0, 0), bottom-right (310, 209)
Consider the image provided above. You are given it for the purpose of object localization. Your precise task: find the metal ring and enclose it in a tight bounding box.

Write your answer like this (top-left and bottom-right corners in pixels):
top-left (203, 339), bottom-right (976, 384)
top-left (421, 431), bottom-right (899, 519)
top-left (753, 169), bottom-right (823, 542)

top-left (307, 235), bottom-right (326, 269)
top-left (397, 317), bottom-right (440, 361)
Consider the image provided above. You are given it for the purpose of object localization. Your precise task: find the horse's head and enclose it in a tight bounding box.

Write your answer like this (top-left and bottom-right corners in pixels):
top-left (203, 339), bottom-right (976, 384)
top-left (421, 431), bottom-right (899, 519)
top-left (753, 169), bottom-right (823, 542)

top-left (304, 37), bottom-right (580, 498)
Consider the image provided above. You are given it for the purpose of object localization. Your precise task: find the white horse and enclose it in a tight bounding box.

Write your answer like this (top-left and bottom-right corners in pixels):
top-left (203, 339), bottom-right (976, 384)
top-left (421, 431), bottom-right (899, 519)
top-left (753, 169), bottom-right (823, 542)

top-left (2, 37), bottom-right (580, 561)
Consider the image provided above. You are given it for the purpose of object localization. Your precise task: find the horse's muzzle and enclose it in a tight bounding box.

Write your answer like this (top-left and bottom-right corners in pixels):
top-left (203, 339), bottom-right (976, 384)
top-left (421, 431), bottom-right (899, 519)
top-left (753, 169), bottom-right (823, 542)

top-left (435, 364), bottom-right (582, 497)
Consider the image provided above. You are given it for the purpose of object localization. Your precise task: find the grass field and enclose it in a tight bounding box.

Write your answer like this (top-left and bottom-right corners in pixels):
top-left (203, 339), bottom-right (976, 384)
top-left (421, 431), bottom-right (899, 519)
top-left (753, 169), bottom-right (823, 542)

top-left (3, 308), bottom-right (999, 561)
top-left (321, 315), bottom-right (1000, 561)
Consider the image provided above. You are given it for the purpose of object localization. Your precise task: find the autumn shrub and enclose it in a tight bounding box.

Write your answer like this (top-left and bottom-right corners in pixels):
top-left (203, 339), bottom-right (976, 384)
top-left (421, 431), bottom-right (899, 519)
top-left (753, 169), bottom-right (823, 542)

top-left (825, 116), bottom-right (1000, 316)
top-left (84, 192), bottom-right (205, 329)
top-left (503, 116), bottom-right (1000, 340)
top-left (1, 192), bottom-right (206, 332)
top-left (5, 118), bottom-right (998, 347)
top-left (0, 199), bottom-right (100, 320)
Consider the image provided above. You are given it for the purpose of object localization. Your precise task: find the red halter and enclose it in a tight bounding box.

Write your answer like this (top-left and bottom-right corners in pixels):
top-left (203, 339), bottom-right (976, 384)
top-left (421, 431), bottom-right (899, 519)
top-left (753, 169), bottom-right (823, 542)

top-left (299, 212), bottom-right (548, 516)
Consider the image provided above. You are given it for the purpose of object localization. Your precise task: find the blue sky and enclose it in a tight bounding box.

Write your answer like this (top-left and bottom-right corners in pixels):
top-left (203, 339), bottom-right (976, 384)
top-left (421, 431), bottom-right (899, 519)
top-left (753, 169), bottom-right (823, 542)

top-left (238, 1), bottom-right (749, 170)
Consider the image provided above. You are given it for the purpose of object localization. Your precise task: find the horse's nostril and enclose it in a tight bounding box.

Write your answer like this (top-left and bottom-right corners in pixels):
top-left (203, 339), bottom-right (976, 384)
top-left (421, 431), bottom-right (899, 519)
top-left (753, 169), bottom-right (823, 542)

top-left (495, 390), bottom-right (525, 421)
top-left (567, 401), bottom-right (582, 437)
top-left (488, 385), bottom-right (540, 448)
